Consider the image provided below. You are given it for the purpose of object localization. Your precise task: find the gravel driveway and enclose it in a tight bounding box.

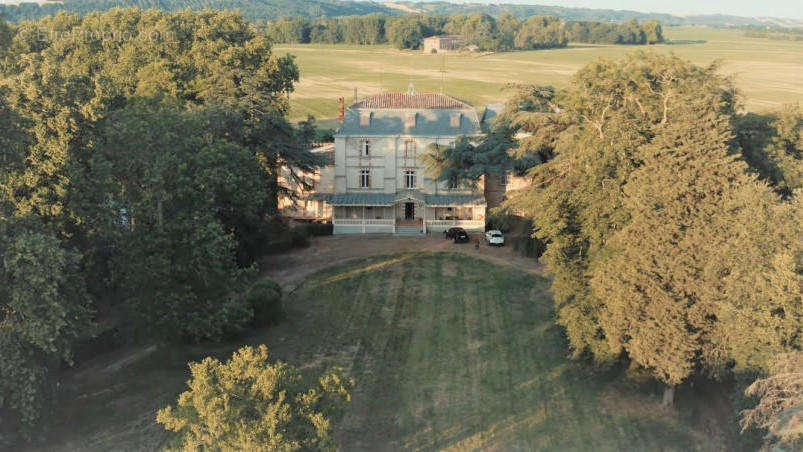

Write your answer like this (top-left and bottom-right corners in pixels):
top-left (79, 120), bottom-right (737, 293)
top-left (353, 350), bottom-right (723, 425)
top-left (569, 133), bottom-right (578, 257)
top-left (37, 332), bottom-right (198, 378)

top-left (259, 233), bottom-right (543, 289)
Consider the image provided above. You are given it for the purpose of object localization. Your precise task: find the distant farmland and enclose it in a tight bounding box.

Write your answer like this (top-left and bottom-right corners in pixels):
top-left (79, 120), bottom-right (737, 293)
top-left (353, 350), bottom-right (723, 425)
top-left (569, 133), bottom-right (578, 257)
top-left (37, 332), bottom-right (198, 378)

top-left (279, 27), bottom-right (803, 122)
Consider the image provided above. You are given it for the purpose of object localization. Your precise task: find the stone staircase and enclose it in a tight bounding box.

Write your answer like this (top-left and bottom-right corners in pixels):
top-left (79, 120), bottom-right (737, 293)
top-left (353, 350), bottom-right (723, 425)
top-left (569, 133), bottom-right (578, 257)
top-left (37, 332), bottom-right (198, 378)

top-left (395, 225), bottom-right (423, 236)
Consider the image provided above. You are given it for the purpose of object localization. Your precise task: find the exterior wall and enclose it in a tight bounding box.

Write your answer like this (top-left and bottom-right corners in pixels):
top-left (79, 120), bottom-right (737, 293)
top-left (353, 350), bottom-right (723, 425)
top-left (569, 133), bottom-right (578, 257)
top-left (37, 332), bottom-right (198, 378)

top-left (335, 206), bottom-right (394, 220)
top-left (505, 174), bottom-right (530, 192)
top-left (423, 37), bottom-right (461, 53)
top-left (279, 161), bottom-right (334, 220)
top-left (329, 99), bottom-right (490, 235)
top-left (334, 135), bottom-right (474, 196)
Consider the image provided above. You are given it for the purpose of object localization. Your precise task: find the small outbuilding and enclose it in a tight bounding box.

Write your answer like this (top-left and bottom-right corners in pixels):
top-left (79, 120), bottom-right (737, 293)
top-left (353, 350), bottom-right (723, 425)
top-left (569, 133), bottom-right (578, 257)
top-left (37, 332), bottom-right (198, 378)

top-left (422, 35), bottom-right (462, 54)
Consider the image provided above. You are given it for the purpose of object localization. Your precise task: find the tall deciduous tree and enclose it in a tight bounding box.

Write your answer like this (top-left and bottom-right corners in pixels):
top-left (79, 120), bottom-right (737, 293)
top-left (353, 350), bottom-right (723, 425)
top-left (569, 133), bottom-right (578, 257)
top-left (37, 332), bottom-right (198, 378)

top-left (87, 102), bottom-right (261, 342)
top-left (506, 51), bottom-right (801, 405)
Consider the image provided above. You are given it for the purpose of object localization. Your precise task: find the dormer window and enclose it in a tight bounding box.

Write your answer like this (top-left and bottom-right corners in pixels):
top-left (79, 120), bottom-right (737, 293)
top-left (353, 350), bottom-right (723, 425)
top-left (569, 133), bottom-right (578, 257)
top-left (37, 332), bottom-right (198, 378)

top-left (361, 140), bottom-right (370, 156)
top-left (360, 111), bottom-right (371, 126)
top-left (405, 112), bottom-right (416, 128)
top-left (450, 112), bottom-right (461, 127)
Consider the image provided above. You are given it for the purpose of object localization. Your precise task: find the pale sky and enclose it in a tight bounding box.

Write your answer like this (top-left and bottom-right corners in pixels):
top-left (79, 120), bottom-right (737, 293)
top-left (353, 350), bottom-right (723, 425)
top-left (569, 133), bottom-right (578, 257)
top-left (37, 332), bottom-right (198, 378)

top-left (436, 0), bottom-right (803, 20)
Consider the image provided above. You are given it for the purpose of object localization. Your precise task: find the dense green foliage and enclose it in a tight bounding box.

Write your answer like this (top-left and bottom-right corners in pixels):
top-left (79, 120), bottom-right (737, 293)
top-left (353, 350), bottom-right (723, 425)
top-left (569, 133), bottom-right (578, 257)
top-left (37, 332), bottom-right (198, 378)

top-left (502, 52), bottom-right (801, 405)
top-left (567, 19), bottom-right (663, 45)
top-left (0, 219), bottom-right (93, 440)
top-left (0, 0), bottom-right (390, 23)
top-left (734, 105), bottom-right (802, 198)
top-left (156, 344), bottom-right (353, 450)
top-left (247, 278), bottom-right (283, 327)
top-left (263, 12), bottom-right (662, 50)
top-left (0, 8), bottom-right (320, 441)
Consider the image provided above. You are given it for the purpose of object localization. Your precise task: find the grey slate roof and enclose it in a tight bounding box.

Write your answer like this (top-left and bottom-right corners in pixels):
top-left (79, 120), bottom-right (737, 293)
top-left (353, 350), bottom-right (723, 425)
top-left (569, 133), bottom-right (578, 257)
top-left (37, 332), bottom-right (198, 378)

top-left (336, 92), bottom-right (481, 137)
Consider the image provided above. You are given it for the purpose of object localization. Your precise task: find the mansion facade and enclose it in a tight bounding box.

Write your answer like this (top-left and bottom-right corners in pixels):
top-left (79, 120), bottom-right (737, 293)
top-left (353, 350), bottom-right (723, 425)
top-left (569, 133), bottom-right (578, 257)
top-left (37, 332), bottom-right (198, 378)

top-left (282, 88), bottom-right (509, 235)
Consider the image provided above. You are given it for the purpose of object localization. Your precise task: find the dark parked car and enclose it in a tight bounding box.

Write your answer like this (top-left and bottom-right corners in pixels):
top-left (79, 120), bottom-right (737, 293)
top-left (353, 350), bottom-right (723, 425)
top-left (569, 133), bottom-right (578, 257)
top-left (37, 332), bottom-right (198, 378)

top-left (453, 229), bottom-right (470, 243)
top-left (443, 227), bottom-right (465, 239)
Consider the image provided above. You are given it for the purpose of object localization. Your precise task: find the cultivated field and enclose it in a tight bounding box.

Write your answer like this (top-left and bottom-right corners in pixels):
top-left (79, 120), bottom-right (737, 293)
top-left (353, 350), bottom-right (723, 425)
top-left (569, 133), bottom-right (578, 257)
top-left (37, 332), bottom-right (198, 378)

top-left (37, 250), bottom-right (729, 450)
top-left (280, 27), bottom-right (803, 123)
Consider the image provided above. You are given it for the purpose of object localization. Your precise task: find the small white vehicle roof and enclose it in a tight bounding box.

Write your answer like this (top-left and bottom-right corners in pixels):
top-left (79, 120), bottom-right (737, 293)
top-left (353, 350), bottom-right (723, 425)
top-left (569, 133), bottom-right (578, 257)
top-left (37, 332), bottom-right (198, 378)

top-left (488, 229), bottom-right (502, 234)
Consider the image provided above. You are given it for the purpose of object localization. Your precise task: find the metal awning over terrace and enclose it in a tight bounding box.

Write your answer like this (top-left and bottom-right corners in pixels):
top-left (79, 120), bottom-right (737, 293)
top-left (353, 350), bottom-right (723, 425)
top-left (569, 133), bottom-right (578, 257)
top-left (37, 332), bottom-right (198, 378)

top-left (425, 194), bottom-right (485, 207)
top-left (310, 193), bottom-right (394, 206)
top-left (311, 192), bottom-right (485, 206)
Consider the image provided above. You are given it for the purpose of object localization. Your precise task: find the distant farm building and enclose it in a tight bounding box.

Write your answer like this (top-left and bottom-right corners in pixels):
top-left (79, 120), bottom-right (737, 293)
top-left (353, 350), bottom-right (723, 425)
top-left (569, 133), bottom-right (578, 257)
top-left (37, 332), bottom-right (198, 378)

top-left (422, 35), bottom-right (462, 54)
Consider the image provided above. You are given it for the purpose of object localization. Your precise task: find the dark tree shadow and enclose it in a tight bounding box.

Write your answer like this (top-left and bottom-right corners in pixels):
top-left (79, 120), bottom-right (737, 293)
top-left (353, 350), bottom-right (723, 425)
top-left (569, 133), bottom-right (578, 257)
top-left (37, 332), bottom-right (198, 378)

top-left (664, 39), bottom-right (708, 45)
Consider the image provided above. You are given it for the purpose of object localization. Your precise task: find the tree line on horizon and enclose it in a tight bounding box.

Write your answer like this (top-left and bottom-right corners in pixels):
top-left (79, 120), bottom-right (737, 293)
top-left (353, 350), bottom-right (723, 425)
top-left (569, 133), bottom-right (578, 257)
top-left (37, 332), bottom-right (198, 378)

top-left (261, 13), bottom-right (664, 50)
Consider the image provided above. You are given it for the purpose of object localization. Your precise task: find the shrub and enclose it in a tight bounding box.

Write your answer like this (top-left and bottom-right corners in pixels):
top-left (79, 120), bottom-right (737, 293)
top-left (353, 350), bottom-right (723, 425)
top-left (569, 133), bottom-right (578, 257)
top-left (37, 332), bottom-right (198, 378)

top-left (511, 235), bottom-right (546, 258)
top-left (486, 208), bottom-right (515, 232)
top-left (157, 345), bottom-right (354, 451)
top-left (290, 225), bottom-right (311, 247)
top-left (306, 221), bottom-right (333, 236)
top-left (247, 278), bottom-right (283, 327)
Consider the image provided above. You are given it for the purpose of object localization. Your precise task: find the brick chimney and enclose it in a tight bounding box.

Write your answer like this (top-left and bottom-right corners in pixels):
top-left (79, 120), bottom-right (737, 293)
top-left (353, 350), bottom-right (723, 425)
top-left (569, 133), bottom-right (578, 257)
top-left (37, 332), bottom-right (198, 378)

top-left (338, 97), bottom-right (345, 124)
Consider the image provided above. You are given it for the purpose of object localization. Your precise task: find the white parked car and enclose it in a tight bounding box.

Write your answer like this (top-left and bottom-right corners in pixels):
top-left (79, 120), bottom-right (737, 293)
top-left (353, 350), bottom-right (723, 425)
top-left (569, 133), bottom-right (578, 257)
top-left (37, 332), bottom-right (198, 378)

top-left (485, 230), bottom-right (505, 246)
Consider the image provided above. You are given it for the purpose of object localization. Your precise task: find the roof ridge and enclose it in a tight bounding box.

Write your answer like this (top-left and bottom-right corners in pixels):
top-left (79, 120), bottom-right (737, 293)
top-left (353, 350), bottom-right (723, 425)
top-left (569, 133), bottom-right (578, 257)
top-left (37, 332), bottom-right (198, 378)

top-left (352, 92), bottom-right (472, 110)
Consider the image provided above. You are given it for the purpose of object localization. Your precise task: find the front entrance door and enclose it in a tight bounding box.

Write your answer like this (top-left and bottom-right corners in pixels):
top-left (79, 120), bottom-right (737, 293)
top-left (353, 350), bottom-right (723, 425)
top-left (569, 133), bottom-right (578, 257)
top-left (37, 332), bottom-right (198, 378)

top-left (404, 202), bottom-right (415, 220)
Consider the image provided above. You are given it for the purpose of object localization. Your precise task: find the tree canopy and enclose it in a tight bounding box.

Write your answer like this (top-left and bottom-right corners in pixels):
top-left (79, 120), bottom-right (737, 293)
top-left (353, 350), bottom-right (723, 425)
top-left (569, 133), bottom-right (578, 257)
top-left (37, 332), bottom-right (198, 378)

top-left (0, 8), bottom-right (320, 440)
top-left (157, 345), bottom-right (354, 451)
top-left (504, 51), bottom-right (802, 403)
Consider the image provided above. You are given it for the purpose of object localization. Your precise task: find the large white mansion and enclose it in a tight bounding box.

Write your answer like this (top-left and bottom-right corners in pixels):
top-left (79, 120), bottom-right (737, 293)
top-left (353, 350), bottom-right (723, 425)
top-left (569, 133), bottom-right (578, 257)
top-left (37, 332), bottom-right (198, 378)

top-left (281, 88), bottom-right (511, 235)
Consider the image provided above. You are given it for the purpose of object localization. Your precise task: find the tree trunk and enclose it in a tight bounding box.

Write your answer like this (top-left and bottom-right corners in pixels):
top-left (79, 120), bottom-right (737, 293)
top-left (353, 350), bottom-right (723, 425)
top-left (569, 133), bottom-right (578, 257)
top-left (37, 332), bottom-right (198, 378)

top-left (484, 172), bottom-right (506, 211)
top-left (662, 384), bottom-right (675, 408)
top-left (156, 197), bottom-right (164, 233)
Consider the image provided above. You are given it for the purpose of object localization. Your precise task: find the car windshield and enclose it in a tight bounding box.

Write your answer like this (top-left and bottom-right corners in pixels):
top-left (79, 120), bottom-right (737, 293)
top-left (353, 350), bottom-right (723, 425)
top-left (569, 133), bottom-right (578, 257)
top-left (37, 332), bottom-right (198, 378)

top-left (492, 233), bottom-right (502, 238)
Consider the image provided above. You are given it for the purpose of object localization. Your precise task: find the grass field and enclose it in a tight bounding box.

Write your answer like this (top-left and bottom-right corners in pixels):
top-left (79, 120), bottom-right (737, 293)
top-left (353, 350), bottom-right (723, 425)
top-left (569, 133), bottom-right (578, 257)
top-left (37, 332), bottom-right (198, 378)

top-left (39, 252), bottom-right (728, 450)
top-left (279, 27), bottom-right (803, 123)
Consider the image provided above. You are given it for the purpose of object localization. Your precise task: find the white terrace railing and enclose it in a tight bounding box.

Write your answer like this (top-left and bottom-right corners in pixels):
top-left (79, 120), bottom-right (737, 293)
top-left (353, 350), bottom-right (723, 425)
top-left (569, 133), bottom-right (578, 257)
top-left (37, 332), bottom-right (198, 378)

top-left (333, 219), bottom-right (394, 225)
top-left (333, 218), bottom-right (395, 232)
top-left (332, 219), bottom-right (363, 226)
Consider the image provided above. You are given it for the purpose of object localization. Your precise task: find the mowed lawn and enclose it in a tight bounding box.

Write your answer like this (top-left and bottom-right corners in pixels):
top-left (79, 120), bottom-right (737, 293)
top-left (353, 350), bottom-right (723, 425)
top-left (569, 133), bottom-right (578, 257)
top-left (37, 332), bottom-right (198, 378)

top-left (39, 252), bottom-right (722, 451)
top-left (279, 26), bottom-right (803, 122)
top-left (272, 253), bottom-right (713, 450)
